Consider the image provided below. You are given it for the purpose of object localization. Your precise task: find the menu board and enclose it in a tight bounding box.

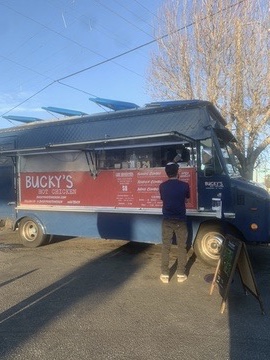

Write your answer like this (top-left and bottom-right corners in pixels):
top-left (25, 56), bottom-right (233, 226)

top-left (20, 167), bottom-right (197, 209)
top-left (210, 235), bottom-right (264, 314)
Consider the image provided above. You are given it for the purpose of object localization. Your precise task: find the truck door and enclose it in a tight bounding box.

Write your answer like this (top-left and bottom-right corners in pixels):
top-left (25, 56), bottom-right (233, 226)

top-left (197, 138), bottom-right (233, 214)
top-left (0, 156), bottom-right (16, 222)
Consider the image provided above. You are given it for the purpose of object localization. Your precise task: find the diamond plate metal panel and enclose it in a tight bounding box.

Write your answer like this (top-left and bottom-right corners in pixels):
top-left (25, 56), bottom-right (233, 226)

top-left (0, 102), bottom-right (226, 151)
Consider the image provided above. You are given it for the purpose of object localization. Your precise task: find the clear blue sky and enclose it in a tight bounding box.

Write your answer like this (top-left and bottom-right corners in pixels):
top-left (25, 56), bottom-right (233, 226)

top-left (0, 0), bottom-right (164, 128)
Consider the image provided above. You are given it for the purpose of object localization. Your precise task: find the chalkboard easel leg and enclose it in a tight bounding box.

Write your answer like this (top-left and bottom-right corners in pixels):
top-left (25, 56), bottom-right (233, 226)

top-left (210, 258), bottom-right (221, 295)
top-left (220, 300), bottom-right (226, 314)
top-left (259, 299), bottom-right (265, 315)
top-left (210, 281), bottom-right (215, 295)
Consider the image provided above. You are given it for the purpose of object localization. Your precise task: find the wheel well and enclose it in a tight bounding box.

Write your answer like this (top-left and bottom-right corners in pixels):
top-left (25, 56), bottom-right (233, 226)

top-left (194, 220), bottom-right (244, 242)
top-left (15, 215), bottom-right (47, 234)
top-left (15, 216), bottom-right (27, 230)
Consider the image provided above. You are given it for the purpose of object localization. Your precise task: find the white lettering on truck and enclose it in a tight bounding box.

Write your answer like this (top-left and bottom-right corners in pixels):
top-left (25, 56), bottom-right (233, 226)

top-left (205, 181), bottom-right (224, 189)
top-left (25, 175), bottom-right (74, 189)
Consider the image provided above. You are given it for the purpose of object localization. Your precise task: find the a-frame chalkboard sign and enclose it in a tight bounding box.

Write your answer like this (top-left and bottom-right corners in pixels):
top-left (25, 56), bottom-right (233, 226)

top-left (210, 235), bottom-right (264, 314)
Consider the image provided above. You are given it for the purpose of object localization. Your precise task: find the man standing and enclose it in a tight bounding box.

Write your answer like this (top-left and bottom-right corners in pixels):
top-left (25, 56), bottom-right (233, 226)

top-left (159, 162), bottom-right (190, 284)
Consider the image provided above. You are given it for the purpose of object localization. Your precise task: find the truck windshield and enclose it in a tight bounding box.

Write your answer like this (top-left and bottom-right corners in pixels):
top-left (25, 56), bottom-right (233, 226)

top-left (199, 138), bottom-right (240, 177)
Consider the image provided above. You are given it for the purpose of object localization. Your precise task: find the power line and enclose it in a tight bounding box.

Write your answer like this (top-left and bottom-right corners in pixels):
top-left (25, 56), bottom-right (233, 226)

top-left (1, 82), bottom-right (54, 119)
top-left (0, 1), bottom-right (145, 90)
top-left (57, 39), bottom-right (156, 82)
top-left (57, 81), bottom-right (97, 97)
top-left (54, 0), bottom-right (247, 82)
top-left (132, 0), bottom-right (160, 21)
top-left (1, 0), bottom-right (246, 118)
top-left (111, 0), bottom-right (156, 31)
top-left (0, 2), bottom-right (105, 60)
top-left (0, 53), bottom-right (55, 83)
top-left (92, 0), bottom-right (155, 38)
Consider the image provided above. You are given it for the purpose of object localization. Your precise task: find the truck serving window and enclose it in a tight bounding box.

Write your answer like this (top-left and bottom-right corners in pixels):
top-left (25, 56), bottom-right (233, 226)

top-left (98, 147), bottom-right (159, 169)
top-left (97, 143), bottom-right (193, 170)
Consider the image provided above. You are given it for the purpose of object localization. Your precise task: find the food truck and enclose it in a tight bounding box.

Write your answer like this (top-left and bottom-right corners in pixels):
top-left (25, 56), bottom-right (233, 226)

top-left (0, 99), bottom-right (269, 266)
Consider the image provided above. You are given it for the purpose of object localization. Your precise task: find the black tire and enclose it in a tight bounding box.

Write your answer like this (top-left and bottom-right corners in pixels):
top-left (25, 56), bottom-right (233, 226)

top-left (194, 223), bottom-right (225, 267)
top-left (18, 217), bottom-right (48, 248)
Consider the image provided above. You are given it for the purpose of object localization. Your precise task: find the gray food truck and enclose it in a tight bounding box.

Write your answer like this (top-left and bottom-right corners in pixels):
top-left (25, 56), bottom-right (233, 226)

top-left (0, 99), bottom-right (269, 266)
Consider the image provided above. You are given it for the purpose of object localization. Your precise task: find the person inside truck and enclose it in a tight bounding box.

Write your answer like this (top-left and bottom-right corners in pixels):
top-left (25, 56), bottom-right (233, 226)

top-left (173, 144), bottom-right (190, 164)
top-left (162, 145), bottom-right (190, 166)
top-left (163, 148), bottom-right (177, 164)
top-left (173, 144), bottom-right (190, 167)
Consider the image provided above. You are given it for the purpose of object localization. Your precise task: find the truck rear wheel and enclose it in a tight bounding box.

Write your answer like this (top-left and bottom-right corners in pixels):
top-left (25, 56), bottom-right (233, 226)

top-left (194, 224), bottom-right (224, 267)
top-left (19, 217), bottom-right (48, 248)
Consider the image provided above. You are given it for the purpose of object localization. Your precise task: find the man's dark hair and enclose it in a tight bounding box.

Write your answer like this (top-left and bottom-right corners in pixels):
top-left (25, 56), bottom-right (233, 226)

top-left (165, 162), bottom-right (179, 178)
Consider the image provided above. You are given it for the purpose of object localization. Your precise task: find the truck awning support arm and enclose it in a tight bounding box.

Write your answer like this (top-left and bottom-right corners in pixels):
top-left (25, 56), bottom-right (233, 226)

top-left (84, 150), bottom-right (98, 179)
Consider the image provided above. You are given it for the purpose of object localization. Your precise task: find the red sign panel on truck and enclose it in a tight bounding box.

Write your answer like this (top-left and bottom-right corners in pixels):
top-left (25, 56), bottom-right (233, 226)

top-left (20, 168), bottom-right (197, 209)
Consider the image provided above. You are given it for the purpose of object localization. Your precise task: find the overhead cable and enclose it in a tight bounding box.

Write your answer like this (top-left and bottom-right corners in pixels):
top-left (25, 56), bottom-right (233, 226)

top-left (1, 0), bottom-right (246, 119)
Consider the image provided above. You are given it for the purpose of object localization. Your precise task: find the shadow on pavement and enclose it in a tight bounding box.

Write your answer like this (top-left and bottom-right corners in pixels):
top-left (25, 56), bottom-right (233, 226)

top-left (0, 269), bottom-right (39, 288)
top-left (227, 245), bottom-right (270, 359)
top-left (0, 242), bottom-right (150, 358)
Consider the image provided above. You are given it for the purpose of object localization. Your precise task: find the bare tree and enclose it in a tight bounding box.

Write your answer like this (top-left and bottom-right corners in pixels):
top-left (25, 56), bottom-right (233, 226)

top-left (148, 0), bottom-right (270, 180)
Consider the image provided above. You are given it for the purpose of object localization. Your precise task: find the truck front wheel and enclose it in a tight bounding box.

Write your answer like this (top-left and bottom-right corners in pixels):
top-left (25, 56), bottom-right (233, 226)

top-left (18, 217), bottom-right (48, 248)
top-left (194, 224), bottom-right (225, 267)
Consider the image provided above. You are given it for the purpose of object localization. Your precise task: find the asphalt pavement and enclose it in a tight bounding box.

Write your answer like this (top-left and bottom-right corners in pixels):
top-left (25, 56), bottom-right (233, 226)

top-left (1, 231), bottom-right (270, 360)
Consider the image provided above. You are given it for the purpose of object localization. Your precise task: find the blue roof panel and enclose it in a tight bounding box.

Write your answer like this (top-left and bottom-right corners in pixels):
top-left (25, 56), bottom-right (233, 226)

top-left (41, 107), bottom-right (88, 116)
top-left (3, 115), bottom-right (43, 123)
top-left (0, 100), bottom-right (228, 152)
top-left (89, 97), bottom-right (139, 111)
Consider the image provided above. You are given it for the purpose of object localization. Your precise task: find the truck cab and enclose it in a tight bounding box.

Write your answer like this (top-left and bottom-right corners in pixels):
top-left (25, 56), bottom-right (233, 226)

top-left (194, 131), bottom-right (270, 265)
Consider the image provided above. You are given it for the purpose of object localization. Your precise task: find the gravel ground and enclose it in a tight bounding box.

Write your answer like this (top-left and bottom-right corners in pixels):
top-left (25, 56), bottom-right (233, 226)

top-left (1, 231), bottom-right (270, 360)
